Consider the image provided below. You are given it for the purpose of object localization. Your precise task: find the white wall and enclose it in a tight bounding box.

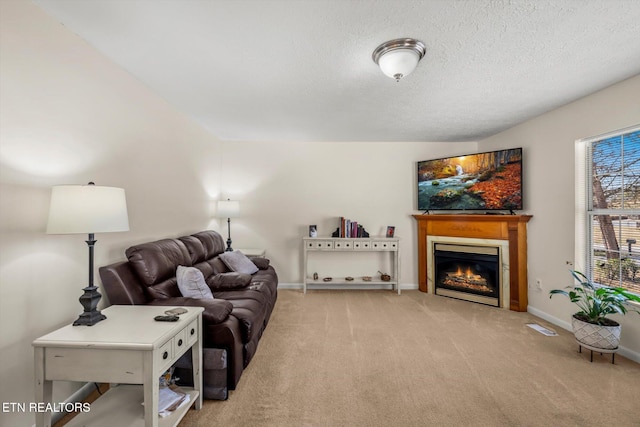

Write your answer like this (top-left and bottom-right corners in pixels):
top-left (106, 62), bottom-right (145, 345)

top-left (479, 75), bottom-right (640, 360)
top-left (219, 140), bottom-right (475, 286)
top-left (0, 2), bottom-right (224, 426)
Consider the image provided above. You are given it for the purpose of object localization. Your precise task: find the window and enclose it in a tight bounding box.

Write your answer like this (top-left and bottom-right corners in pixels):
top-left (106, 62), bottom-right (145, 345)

top-left (583, 125), bottom-right (640, 294)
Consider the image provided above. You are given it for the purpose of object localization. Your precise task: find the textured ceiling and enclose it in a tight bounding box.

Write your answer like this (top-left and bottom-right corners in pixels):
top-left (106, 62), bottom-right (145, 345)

top-left (34, 0), bottom-right (640, 142)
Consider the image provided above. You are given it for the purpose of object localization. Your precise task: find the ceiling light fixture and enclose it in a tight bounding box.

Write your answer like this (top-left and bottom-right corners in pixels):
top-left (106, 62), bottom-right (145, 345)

top-left (372, 38), bottom-right (426, 82)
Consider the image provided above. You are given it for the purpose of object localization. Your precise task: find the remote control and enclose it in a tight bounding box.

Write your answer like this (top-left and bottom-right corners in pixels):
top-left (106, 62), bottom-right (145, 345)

top-left (154, 315), bottom-right (179, 322)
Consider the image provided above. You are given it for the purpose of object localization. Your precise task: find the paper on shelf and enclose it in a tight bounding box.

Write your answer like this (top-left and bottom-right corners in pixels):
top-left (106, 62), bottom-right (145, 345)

top-left (157, 386), bottom-right (189, 417)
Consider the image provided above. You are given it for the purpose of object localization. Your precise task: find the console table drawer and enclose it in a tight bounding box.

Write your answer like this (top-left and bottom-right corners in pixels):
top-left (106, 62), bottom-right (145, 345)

top-left (333, 239), bottom-right (353, 250)
top-left (372, 240), bottom-right (397, 250)
top-left (352, 240), bottom-right (371, 249)
top-left (307, 240), bottom-right (334, 249)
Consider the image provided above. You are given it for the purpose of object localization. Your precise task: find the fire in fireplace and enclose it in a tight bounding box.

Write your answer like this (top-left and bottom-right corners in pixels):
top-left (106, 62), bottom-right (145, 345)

top-left (433, 243), bottom-right (501, 307)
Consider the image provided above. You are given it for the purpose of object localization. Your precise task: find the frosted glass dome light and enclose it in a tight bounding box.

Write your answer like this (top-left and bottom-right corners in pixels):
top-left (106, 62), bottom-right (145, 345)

top-left (372, 38), bottom-right (426, 82)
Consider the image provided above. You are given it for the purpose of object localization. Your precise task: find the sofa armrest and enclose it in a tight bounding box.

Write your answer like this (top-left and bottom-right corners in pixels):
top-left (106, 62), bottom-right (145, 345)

top-left (249, 257), bottom-right (270, 270)
top-left (100, 261), bottom-right (148, 305)
top-left (148, 297), bottom-right (233, 324)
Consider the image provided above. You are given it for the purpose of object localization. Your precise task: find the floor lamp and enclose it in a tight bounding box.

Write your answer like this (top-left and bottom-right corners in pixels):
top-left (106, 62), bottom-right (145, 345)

top-left (47, 182), bottom-right (129, 326)
top-left (217, 199), bottom-right (239, 252)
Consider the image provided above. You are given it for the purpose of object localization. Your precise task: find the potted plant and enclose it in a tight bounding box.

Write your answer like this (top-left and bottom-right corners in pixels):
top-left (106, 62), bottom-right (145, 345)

top-left (549, 270), bottom-right (640, 350)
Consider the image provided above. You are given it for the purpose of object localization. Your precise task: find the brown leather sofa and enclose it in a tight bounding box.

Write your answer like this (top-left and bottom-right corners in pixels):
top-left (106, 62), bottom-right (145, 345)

top-left (99, 230), bottom-right (278, 399)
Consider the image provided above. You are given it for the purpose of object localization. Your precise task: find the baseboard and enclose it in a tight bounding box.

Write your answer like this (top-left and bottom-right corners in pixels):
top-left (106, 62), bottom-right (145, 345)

top-left (527, 306), bottom-right (640, 364)
top-left (278, 283), bottom-right (419, 291)
top-left (277, 282), bottom-right (302, 289)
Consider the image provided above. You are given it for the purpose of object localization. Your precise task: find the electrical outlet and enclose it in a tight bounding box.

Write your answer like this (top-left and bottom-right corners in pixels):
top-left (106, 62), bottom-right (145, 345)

top-left (536, 279), bottom-right (543, 290)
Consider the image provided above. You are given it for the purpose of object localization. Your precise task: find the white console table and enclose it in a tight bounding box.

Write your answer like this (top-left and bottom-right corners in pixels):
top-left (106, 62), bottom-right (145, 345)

top-left (33, 305), bottom-right (203, 427)
top-left (303, 237), bottom-right (400, 294)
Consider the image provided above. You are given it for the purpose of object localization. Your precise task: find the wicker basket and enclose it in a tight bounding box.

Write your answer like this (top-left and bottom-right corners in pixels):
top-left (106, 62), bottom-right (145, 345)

top-left (571, 315), bottom-right (621, 350)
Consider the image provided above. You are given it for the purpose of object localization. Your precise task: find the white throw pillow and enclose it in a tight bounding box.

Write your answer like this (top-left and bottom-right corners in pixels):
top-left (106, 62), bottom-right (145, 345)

top-left (219, 250), bottom-right (259, 275)
top-left (176, 265), bottom-right (214, 299)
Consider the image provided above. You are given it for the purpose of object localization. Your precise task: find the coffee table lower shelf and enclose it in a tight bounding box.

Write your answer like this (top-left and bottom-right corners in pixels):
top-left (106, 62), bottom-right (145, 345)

top-left (65, 385), bottom-right (198, 427)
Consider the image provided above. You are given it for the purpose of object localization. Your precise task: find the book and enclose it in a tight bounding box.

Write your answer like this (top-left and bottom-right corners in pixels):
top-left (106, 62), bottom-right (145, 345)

top-left (337, 217), bottom-right (368, 238)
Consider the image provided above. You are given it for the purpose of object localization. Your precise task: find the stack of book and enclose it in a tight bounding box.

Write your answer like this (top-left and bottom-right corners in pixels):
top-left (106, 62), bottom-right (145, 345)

top-left (338, 217), bottom-right (369, 238)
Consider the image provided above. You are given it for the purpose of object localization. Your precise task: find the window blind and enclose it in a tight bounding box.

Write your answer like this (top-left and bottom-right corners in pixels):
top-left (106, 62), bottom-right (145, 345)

top-left (576, 124), bottom-right (640, 294)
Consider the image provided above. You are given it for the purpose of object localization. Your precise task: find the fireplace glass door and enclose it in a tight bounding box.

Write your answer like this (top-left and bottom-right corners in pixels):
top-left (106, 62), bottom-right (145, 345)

top-left (433, 243), bottom-right (501, 307)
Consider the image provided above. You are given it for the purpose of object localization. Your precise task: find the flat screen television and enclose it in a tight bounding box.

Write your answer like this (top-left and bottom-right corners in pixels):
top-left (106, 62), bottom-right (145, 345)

top-left (417, 147), bottom-right (523, 211)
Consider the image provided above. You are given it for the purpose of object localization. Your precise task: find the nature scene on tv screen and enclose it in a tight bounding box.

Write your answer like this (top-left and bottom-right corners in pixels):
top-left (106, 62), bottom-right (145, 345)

top-left (417, 148), bottom-right (522, 210)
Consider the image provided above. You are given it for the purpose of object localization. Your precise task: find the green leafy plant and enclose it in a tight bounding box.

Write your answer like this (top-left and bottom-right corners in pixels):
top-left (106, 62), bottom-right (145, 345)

top-left (549, 270), bottom-right (640, 326)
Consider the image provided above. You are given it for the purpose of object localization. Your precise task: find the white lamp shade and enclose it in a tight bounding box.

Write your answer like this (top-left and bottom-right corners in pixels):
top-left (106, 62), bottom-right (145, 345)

top-left (47, 184), bottom-right (129, 234)
top-left (217, 200), bottom-right (240, 218)
top-left (378, 49), bottom-right (420, 80)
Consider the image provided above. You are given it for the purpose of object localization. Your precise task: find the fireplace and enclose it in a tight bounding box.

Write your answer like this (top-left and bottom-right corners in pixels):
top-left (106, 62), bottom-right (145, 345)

top-left (413, 214), bottom-right (531, 311)
top-left (434, 243), bottom-right (501, 307)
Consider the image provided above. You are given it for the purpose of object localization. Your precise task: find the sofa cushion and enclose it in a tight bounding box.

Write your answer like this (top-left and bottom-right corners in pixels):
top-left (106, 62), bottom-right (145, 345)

top-left (207, 272), bottom-right (251, 290)
top-left (217, 296), bottom-right (267, 344)
top-left (219, 251), bottom-right (259, 275)
top-left (126, 239), bottom-right (191, 286)
top-left (250, 257), bottom-right (270, 270)
top-left (211, 257), bottom-right (230, 274)
top-left (191, 260), bottom-right (216, 280)
top-left (250, 268), bottom-right (278, 301)
top-left (146, 278), bottom-right (182, 299)
top-left (177, 266), bottom-right (214, 299)
top-left (192, 231), bottom-right (226, 258)
top-left (179, 236), bottom-right (208, 265)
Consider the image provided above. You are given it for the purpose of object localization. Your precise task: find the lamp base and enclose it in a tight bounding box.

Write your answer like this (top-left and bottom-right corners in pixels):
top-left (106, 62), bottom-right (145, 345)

top-left (225, 217), bottom-right (234, 252)
top-left (73, 285), bottom-right (107, 326)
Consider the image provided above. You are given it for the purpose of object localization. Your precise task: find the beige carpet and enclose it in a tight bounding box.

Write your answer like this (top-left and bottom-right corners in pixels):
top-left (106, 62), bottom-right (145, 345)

top-left (180, 290), bottom-right (640, 427)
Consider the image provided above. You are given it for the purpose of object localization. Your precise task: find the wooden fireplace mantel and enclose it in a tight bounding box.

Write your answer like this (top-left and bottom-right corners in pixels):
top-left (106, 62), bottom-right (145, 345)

top-left (413, 214), bottom-right (532, 311)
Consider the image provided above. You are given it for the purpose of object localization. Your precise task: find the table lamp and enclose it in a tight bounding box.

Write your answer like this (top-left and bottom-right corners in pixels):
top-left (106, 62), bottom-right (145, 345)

top-left (47, 182), bottom-right (129, 326)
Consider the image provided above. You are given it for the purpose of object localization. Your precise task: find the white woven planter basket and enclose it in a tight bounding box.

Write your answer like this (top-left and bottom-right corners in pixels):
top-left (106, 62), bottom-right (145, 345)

top-left (571, 315), bottom-right (621, 350)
